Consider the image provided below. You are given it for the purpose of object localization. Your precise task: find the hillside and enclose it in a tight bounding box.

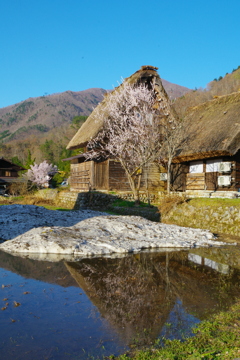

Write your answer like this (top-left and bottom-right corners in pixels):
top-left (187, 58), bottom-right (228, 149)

top-left (0, 80), bottom-right (190, 144)
top-left (161, 79), bottom-right (190, 99)
top-left (173, 67), bottom-right (240, 117)
top-left (0, 88), bottom-right (106, 143)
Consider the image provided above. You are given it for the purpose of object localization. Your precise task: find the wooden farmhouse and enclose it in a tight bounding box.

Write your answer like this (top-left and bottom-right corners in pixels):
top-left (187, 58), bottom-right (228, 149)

top-left (65, 66), bottom-right (176, 194)
top-left (171, 92), bottom-right (240, 195)
top-left (0, 157), bottom-right (25, 193)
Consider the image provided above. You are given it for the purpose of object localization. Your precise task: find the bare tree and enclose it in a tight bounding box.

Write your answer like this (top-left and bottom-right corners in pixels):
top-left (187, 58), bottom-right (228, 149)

top-left (159, 116), bottom-right (191, 193)
top-left (85, 81), bottom-right (169, 203)
top-left (159, 119), bottom-right (187, 193)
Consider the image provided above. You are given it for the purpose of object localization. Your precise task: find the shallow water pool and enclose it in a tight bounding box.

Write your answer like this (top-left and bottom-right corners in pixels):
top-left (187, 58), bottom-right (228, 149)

top-left (0, 245), bottom-right (240, 359)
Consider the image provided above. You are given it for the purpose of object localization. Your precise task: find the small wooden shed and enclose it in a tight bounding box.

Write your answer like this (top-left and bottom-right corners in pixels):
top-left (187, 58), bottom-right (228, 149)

top-left (65, 66), bottom-right (176, 193)
top-left (171, 92), bottom-right (240, 193)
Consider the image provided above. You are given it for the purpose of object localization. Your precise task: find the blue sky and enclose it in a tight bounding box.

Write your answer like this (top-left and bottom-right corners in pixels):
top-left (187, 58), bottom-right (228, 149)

top-left (0, 0), bottom-right (239, 108)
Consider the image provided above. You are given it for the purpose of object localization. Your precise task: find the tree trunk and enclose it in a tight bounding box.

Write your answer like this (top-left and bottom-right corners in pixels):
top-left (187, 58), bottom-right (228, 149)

top-left (120, 159), bottom-right (140, 204)
top-left (167, 158), bottom-right (172, 194)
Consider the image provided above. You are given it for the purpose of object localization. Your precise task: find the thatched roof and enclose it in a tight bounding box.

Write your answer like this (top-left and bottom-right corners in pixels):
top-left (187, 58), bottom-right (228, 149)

top-left (174, 92), bottom-right (240, 162)
top-left (66, 66), bottom-right (176, 150)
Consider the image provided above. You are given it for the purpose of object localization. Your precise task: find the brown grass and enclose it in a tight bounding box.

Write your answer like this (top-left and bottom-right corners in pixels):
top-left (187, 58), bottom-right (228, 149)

top-left (20, 195), bottom-right (56, 206)
top-left (8, 181), bottom-right (31, 196)
top-left (158, 193), bottom-right (187, 215)
top-left (0, 197), bottom-right (14, 205)
top-left (0, 194), bottom-right (56, 207)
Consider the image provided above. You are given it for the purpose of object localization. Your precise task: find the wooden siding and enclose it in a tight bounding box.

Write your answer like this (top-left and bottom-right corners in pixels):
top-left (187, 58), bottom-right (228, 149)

top-left (186, 173), bottom-right (205, 190)
top-left (205, 172), bottom-right (218, 190)
top-left (70, 159), bottom-right (166, 193)
top-left (171, 163), bottom-right (188, 191)
top-left (0, 170), bottom-right (19, 178)
top-left (234, 151), bottom-right (240, 191)
top-left (108, 160), bottom-right (131, 191)
top-left (205, 156), bottom-right (237, 191)
top-left (184, 155), bottom-right (240, 191)
top-left (94, 160), bottom-right (109, 190)
top-left (0, 158), bottom-right (20, 178)
top-left (70, 162), bottom-right (92, 191)
top-left (140, 163), bottom-right (165, 192)
top-left (108, 160), bottom-right (165, 192)
top-left (70, 160), bottom-right (109, 191)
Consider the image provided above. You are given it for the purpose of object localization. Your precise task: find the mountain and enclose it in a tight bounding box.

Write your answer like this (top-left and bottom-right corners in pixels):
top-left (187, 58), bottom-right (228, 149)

top-left (161, 79), bottom-right (190, 99)
top-left (0, 88), bottom-right (106, 143)
top-left (0, 81), bottom-right (190, 144)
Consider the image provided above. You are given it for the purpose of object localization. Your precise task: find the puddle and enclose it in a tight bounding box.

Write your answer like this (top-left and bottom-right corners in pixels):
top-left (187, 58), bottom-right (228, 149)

top-left (0, 245), bottom-right (240, 359)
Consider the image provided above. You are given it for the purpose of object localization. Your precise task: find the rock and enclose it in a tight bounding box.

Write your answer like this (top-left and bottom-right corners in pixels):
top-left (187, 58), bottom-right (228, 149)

top-left (0, 204), bottom-right (108, 241)
top-left (0, 205), bottom-right (232, 259)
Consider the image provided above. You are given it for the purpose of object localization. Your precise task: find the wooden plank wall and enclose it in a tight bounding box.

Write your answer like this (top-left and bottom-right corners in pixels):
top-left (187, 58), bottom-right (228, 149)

top-left (234, 151), bottom-right (240, 191)
top-left (186, 173), bottom-right (205, 190)
top-left (94, 160), bottom-right (109, 190)
top-left (205, 172), bottom-right (218, 190)
top-left (140, 163), bottom-right (165, 192)
top-left (69, 154), bottom-right (240, 193)
top-left (171, 163), bottom-right (188, 191)
top-left (186, 156), bottom-right (239, 191)
top-left (108, 160), bottom-right (131, 191)
top-left (70, 162), bottom-right (92, 191)
top-left (205, 156), bottom-right (236, 191)
top-left (108, 160), bottom-right (165, 192)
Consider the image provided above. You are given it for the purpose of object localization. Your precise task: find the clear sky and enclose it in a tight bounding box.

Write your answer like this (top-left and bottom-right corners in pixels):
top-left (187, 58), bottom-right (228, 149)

top-left (0, 0), bottom-right (239, 108)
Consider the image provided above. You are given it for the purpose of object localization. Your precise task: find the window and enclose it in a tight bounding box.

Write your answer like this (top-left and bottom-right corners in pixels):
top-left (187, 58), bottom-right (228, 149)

top-left (206, 159), bottom-right (222, 172)
top-left (5, 171), bottom-right (11, 176)
top-left (189, 161), bottom-right (203, 173)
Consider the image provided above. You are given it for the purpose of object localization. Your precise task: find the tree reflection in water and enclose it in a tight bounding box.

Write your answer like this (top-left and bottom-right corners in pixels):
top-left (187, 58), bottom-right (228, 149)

top-left (0, 245), bottom-right (240, 358)
top-left (65, 247), bottom-right (240, 347)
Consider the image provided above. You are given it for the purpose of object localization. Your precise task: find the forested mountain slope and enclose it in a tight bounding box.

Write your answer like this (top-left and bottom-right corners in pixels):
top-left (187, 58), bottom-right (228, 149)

top-left (0, 88), bottom-right (106, 143)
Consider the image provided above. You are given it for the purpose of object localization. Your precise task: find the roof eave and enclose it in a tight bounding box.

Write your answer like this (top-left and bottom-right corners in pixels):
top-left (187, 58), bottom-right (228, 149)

top-left (173, 150), bottom-right (234, 163)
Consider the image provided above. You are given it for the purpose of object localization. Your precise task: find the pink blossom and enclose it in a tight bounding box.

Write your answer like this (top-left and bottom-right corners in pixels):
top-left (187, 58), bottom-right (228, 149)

top-left (25, 160), bottom-right (58, 187)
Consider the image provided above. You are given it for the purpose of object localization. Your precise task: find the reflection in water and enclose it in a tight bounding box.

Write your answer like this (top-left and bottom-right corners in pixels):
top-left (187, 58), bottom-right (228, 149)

top-left (65, 248), bottom-right (240, 347)
top-left (188, 253), bottom-right (230, 274)
top-left (0, 245), bottom-right (240, 359)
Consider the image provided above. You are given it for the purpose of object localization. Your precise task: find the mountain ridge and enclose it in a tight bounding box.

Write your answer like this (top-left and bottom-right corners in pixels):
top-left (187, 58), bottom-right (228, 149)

top-left (0, 80), bottom-right (190, 144)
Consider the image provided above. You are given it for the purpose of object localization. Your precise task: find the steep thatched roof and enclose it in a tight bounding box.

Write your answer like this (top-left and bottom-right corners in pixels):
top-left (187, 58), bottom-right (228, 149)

top-left (174, 92), bottom-right (240, 162)
top-left (66, 66), bottom-right (176, 150)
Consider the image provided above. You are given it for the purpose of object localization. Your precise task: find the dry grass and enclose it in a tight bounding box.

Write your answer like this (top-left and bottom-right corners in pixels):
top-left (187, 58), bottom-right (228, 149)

top-left (0, 196), bottom-right (14, 205)
top-left (20, 195), bottom-right (56, 206)
top-left (158, 193), bottom-right (187, 215)
top-left (8, 181), bottom-right (31, 196)
top-left (0, 194), bottom-right (56, 207)
top-left (1, 185), bottom-right (55, 206)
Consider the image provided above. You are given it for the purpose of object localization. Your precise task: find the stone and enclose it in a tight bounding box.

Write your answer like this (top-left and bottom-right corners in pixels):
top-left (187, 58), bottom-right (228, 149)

top-left (0, 205), bottom-right (233, 260)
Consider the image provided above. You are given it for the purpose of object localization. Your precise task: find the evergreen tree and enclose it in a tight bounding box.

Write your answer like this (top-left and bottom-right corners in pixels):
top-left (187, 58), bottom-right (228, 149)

top-left (25, 150), bottom-right (35, 169)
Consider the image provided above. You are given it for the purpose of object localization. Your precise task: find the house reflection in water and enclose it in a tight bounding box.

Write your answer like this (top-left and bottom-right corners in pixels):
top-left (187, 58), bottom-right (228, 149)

top-left (0, 248), bottom-right (239, 351)
top-left (188, 253), bottom-right (230, 275)
top-left (65, 249), bottom-right (240, 346)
